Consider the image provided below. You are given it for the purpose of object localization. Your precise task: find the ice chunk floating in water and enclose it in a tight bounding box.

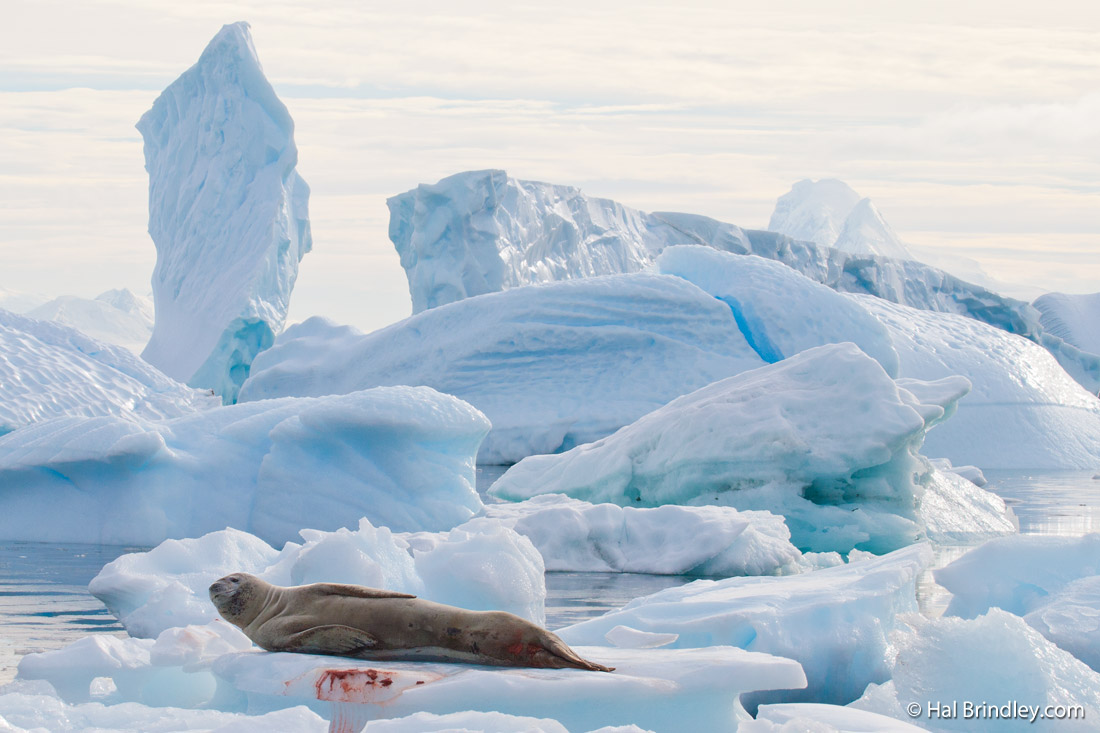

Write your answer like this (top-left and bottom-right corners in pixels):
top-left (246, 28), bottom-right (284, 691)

top-left (138, 22), bottom-right (311, 403)
top-left (492, 343), bottom-right (1014, 553)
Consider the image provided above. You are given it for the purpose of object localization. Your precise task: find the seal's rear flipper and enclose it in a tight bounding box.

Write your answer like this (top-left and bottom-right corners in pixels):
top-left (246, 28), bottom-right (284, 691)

top-left (540, 636), bottom-right (615, 672)
top-left (280, 624), bottom-right (381, 657)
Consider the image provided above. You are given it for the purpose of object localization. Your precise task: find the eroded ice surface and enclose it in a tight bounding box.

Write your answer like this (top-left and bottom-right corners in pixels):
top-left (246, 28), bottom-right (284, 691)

top-left (0, 386), bottom-right (487, 546)
top-left (858, 295), bottom-right (1100, 469)
top-left (492, 343), bottom-right (1013, 553)
top-left (0, 309), bottom-right (214, 436)
top-left (240, 274), bottom-right (765, 464)
top-left (138, 22), bottom-right (311, 403)
top-left (387, 170), bottom-right (1035, 339)
top-left (559, 544), bottom-right (932, 708)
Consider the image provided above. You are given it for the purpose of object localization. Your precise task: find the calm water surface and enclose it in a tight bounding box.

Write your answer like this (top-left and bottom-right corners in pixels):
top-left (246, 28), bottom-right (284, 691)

top-left (1, 470), bottom-right (1097, 684)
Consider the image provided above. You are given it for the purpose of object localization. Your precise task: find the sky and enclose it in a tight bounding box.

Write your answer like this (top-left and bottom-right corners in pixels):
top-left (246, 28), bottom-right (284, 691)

top-left (1, 0), bottom-right (1098, 333)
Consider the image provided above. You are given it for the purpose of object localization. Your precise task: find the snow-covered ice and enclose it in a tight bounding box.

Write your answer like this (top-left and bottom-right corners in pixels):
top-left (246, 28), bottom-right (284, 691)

top-left (851, 610), bottom-right (1100, 731)
top-left (212, 646), bottom-right (804, 732)
top-left (745, 703), bottom-right (926, 732)
top-left (492, 343), bottom-right (1013, 553)
top-left (240, 273), bottom-right (765, 464)
top-left (26, 289), bottom-right (153, 354)
top-left (138, 22), bottom-right (312, 404)
top-left (15, 635), bottom-right (804, 733)
top-left (0, 309), bottom-right (213, 436)
top-left (858, 295), bottom-right (1100, 469)
top-left (387, 170), bottom-right (1035, 341)
top-left (559, 544), bottom-right (932, 708)
top-left (0, 684), bottom-right (328, 733)
top-left (0, 386), bottom-right (488, 545)
top-left (89, 521), bottom-right (546, 639)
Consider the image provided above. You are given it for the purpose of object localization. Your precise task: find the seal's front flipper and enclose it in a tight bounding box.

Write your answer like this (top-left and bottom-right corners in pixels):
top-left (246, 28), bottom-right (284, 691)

top-left (281, 624), bottom-right (381, 656)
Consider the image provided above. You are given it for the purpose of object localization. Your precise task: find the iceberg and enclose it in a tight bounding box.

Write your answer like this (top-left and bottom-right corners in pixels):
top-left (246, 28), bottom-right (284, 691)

top-left (559, 544), bottom-right (932, 708)
top-left (851, 610), bottom-right (1100, 732)
top-left (1034, 292), bottom-right (1100, 356)
top-left (240, 273), bottom-right (766, 464)
top-left (657, 245), bottom-right (899, 373)
top-left (1033, 292), bottom-right (1100, 394)
top-left (767, 179), bottom-right (863, 250)
top-left (26, 289), bottom-right (153, 354)
top-left (138, 22), bottom-right (312, 404)
top-left (857, 295), bottom-right (1100, 469)
top-left (768, 179), bottom-right (913, 261)
top-left (0, 386), bottom-right (488, 545)
top-left (0, 308), bottom-right (214, 436)
top-left (491, 343), bottom-right (1013, 553)
top-left (474, 496), bottom-right (803, 576)
top-left (387, 170), bottom-right (1035, 340)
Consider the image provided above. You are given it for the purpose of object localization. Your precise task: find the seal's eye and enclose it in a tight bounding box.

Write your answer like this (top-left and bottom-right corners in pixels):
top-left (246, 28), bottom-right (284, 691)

top-left (229, 576), bottom-right (240, 583)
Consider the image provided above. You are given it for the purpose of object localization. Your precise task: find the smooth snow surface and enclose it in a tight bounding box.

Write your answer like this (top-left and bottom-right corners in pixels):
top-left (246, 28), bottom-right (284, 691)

top-left (559, 544), bottom-right (932, 708)
top-left (27, 289), bottom-right (153, 354)
top-left (138, 22), bottom-right (311, 404)
top-left (0, 309), bottom-right (213, 436)
top-left (852, 610), bottom-right (1100, 731)
top-left (492, 343), bottom-right (1013, 553)
top-left (389, 171), bottom-right (1036, 340)
top-left (240, 274), bottom-right (766, 464)
top-left (0, 386), bottom-right (487, 545)
top-left (858, 295), bottom-right (1100, 469)
top-left (0, 287), bottom-right (47, 313)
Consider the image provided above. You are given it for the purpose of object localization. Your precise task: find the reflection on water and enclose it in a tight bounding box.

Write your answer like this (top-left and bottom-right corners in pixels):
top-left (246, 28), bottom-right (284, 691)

top-left (0, 470), bottom-right (1097, 683)
top-left (916, 470), bottom-right (1100, 618)
top-left (0, 542), bottom-right (142, 684)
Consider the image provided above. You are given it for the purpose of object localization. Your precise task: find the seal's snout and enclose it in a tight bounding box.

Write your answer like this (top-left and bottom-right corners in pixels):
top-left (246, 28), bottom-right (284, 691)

top-left (209, 574), bottom-right (243, 605)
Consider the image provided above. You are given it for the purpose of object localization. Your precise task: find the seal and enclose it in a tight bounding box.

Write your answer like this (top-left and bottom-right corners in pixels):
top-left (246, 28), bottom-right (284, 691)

top-left (209, 573), bottom-right (613, 672)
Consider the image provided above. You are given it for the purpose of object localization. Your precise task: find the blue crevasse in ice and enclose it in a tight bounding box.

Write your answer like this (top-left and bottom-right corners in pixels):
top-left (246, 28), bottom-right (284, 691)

top-left (138, 22), bottom-right (311, 404)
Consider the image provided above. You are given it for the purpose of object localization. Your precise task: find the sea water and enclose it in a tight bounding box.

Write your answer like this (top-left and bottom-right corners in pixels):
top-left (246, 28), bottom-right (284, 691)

top-left (1, 470), bottom-right (1097, 684)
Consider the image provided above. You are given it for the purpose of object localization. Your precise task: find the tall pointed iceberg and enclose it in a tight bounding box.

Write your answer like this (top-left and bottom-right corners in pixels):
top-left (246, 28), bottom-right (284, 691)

top-left (138, 22), bottom-right (311, 403)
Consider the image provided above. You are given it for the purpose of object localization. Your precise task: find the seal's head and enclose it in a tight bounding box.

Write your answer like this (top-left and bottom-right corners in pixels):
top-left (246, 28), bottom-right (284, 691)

top-left (209, 572), bottom-right (267, 628)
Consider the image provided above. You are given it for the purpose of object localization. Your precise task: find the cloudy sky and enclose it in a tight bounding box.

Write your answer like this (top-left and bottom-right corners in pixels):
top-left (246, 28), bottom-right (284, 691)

top-left (2, 0), bottom-right (1097, 332)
